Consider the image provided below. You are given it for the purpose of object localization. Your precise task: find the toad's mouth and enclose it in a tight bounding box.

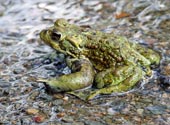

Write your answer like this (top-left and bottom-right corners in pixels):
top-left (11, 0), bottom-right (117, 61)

top-left (40, 30), bottom-right (49, 44)
top-left (40, 29), bottom-right (47, 38)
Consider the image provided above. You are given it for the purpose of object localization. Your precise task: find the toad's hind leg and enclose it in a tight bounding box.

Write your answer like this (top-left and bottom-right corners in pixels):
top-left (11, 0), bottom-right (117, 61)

top-left (130, 43), bottom-right (160, 65)
top-left (87, 66), bottom-right (145, 100)
top-left (38, 58), bottom-right (95, 92)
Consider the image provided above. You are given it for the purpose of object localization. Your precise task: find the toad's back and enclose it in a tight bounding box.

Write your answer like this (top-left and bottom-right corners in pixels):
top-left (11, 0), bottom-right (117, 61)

top-left (81, 32), bottom-right (151, 71)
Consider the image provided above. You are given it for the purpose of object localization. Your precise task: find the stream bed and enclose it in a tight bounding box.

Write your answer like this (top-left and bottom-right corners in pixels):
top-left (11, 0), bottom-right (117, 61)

top-left (0, 0), bottom-right (170, 124)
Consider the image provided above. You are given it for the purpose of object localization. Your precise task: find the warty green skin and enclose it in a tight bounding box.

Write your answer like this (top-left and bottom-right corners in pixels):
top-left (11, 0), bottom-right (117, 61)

top-left (39, 18), bottom-right (160, 100)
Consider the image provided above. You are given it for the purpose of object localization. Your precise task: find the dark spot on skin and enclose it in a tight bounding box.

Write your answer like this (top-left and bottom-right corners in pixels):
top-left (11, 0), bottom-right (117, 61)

top-left (93, 32), bottom-right (96, 35)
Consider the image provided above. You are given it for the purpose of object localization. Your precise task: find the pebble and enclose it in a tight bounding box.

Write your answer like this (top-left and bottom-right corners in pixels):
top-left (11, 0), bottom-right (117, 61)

top-left (162, 64), bottom-right (170, 75)
top-left (42, 58), bottom-right (52, 65)
top-left (159, 75), bottom-right (170, 92)
top-left (0, 79), bottom-right (11, 88)
top-left (52, 99), bottom-right (64, 106)
top-left (57, 112), bottom-right (65, 118)
top-left (107, 108), bottom-right (117, 115)
top-left (26, 108), bottom-right (39, 115)
top-left (33, 115), bottom-right (46, 123)
top-left (63, 96), bottom-right (69, 101)
top-left (38, 92), bottom-right (53, 101)
top-left (21, 50), bottom-right (30, 57)
top-left (61, 116), bottom-right (74, 123)
top-left (146, 105), bottom-right (167, 115)
top-left (84, 120), bottom-right (105, 125)
top-left (13, 68), bottom-right (25, 74)
top-left (137, 108), bottom-right (144, 115)
top-left (133, 116), bottom-right (141, 122)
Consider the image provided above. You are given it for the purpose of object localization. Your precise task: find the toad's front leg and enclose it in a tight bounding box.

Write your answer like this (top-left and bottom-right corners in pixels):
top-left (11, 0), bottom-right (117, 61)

top-left (38, 58), bottom-right (95, 92)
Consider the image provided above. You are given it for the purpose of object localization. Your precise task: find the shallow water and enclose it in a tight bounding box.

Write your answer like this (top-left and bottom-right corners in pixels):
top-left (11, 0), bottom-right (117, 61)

top-left (0, 0), bottom-right (170, 124)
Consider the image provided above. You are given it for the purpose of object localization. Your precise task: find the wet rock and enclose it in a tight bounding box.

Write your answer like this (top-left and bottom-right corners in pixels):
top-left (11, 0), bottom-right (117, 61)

top-left (110, 100), bottom-right (126, 112)
top-left (107, 108), bottom-right (117, 115)
top-left (44, 65), bottom-right (56, 71)
top-left (28, 90), bottom-right (40, 100)
top-left (62, 96), bottom-right (69, 101)
top-left (84, 120), bottom-right (105, 125)
top-left (0, 79), bottom-right (11, 96)
top-left (57, 112), bottom-right (65, 118)
top-left (162, 64), bottom-right (170, 75)
top-left (33, 115), bottom-right (46, 123)
top-left (22, 62), bottom-right (32, 69)
top-left (53, 105), bottom-right (64, 113)
top-left (0, 79), bottom-right (11, 88)
top-left (146, 105), bottom-right (167, 115)
top-left (137, 108), bottom-right (144, 115)
top-left (61, 116), bottom-right (74, 123)
top-left (28, 58), bottom-right (44, 69)
top-left (0, 4), bottom-right (5, 16)
top-left (13, 68), bottom-right (25, 74)
top-left (0, 52), bottom-right (4, 60)
top-left (38, 92), bottom-right (53, 101)
top-left (47, 70), bottom-right (57, 77)
top-left (72, 122), bottom-right (84, 125)
top-left (62, 67), bottom-right (71, 74)
top-left (54, 62), bottom-right (67, 71)
top-left (133, 116), bottom-right (142, 123)
top-left (52, 99), bottom-right (64, 106)
top-left (3, 58), bottom-right (11, 65)
top-left (26, 108), bottom-right (39, 115)
top-left (21, 50), bottom-right (30, 57)
top-left (0, 63), bottom-right (6, 71)
top-left (20, 117), bottom-right (32, 125)
top-left (42, 58), bottom-right (52, 65)
top-left (159, 75), bottom-right (170, 92)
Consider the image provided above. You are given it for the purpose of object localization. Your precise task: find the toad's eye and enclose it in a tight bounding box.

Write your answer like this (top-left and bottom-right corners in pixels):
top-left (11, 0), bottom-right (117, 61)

top-left (51, 31), bottom-right (62, 41)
